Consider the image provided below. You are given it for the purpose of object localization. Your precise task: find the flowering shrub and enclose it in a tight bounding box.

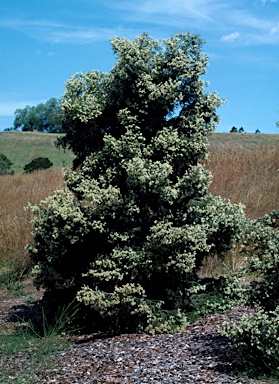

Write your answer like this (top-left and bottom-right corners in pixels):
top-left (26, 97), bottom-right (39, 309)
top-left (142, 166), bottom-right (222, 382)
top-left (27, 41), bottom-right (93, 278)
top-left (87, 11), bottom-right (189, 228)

top-left (191, 273), bottom-right (248, 318)
top-left (28, 32), bottom-right (247, 334)
top-left (221, 307), bottom-right (279, 375)
top-left (221, 210), bottom-right (279, 375)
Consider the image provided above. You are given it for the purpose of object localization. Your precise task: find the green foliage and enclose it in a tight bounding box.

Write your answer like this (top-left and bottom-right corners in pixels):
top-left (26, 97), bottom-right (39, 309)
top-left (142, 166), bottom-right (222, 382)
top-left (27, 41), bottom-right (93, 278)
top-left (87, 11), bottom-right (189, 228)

top-left (28, 32), bottom-right (247, 334)
top-left (0, 153), bottom-right (14, 175)
top-left (190, 273), bottom-right (247, 319)
top-left (24, 157), bottom-right (53, 173)
top-left (221, 307), bottom-right (279, 376)
top-left (221, 210), bottom-right (279, 375)
top-left (14, 98), bottom-right (64, 133)
top-left (243, 210), bottom-right (279, 311)
top-left (57, 32), bottom-right (223, 168)
top-left (0, 262), bottom-right (23, 291)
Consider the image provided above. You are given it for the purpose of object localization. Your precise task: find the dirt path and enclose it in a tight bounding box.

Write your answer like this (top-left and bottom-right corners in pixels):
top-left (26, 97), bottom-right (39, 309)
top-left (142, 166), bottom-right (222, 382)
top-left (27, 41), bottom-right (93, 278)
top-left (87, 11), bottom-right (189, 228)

top-left (0, 279), bottom-right (44, 333)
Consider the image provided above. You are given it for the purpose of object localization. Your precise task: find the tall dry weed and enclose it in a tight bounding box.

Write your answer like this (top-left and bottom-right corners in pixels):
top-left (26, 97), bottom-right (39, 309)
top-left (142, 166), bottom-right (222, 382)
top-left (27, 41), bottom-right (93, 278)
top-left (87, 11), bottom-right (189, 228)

top-left (0, 169), bottom-right (64, 272)
top-left (206, 145), bottom-right (279, 219)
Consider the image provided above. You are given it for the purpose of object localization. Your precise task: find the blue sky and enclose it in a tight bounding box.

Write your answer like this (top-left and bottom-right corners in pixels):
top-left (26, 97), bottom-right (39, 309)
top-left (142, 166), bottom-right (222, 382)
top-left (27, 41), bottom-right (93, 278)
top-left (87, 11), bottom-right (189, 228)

top-left (0, 0), bottom-right (278, 133)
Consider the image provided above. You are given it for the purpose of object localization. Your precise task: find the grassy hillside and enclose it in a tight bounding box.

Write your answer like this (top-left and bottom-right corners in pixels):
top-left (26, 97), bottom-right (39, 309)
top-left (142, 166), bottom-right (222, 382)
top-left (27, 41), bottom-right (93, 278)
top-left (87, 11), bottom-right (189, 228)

top-left (208, 132), bottom-right (279, 148)
top-left (0, 131), bottom-right (279, 174)
top-left (0, 131), bottom-right (74, 173)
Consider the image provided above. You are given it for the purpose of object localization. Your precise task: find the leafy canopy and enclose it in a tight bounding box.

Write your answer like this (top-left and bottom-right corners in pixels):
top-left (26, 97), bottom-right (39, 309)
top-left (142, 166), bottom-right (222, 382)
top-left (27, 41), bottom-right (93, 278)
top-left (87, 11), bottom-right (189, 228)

top-left (57, 32), bottom-right (222, 167)
top-left (29, 32), bottom-right (247, 334)
top-left (14, 98), bottom-right (64, 133)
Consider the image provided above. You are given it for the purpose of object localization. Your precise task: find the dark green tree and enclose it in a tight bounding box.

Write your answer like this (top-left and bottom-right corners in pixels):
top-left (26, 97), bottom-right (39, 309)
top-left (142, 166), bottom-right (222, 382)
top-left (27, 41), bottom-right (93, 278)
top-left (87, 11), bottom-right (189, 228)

top-left (230, 126), bottom-right (238, 133)
top-left (57, 32), bottom-right (222, 168)
top-left (0, 153), bottom-right (14, 175)
top-left (28, 32), bottom-right (247, 334)
top-left (14, 98), bottom-right (64, 133)
top-left (24, 157), bottom-right (53, 173)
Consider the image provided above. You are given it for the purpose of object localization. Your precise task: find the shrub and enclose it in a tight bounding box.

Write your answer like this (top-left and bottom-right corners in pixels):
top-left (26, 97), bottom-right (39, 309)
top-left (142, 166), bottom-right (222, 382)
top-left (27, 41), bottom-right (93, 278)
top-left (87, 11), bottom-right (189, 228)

top-left (28, 32), bottom-right (248, 334)
top-left (24, 157), bottom-right (53, 173)
top-left (221, 210), bottom-right (279, 375)
top-left (221, 307), bottom-right (279, 376)
top-left (243, 210), bottom-right (279, 311)
top-left (191, 272), bottom-right (247, 318)
top-left (0, 153), bottom-right (14, 175)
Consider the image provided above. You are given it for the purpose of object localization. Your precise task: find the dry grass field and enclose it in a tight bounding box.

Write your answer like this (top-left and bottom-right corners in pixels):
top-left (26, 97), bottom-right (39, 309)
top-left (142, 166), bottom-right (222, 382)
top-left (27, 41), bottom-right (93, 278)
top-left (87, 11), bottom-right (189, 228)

top-left (206, 143), bottom-right (279, 219)
top-left (0, 132), bottom-right (278, 277)
top-left (0, 169), bottom-right (64, 273)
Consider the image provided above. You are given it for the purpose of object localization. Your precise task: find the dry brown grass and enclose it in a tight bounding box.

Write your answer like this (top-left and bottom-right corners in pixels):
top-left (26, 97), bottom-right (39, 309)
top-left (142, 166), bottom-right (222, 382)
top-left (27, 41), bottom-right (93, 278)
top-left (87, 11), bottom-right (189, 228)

top-left (0, 169), bottom-right (64, 272)
top-left (206, 144), bottom-right (279, 219)
top-left (200, 144), bottom-right (279, 277)
top-left (0, 143), bottom-right (278, 277)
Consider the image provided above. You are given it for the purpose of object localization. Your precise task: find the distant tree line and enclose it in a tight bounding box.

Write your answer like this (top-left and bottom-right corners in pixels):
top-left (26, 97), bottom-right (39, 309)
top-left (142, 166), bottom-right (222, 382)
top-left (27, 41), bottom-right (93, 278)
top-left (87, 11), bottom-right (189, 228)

top-left (230, 126), bottom-right (261, 134)
top-left (230, 126), bottom-right (245, 133)
top-left (5, 98), bottom-right (64, 133)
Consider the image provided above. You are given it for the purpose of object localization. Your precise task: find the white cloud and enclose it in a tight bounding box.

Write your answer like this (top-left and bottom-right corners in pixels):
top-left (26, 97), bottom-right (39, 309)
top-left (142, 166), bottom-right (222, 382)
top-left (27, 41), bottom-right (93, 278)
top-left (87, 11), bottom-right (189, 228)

top-left (220, 8), bottom-right (279, 45)
top-left (50, 27), bottom-right (129, 44)
top-left (105, 0), bottom-right (231, 31)
top-left (270, 22), bottom-right (279, 35)
top-left (220, 32), bottom-right (240, 42)
top-left (1, 1), bottom-right (279, 47)
top-left (0, 17), bottom-right (132, 44)
top-left (260, 0), bottom-right (277, 5)
top-left (108, 0), bottom-right (279, 45)
top-left (229, 9), bottom-right (273, 31)
top-left (0, 18), bottom-right (64, 31)
top-left (0, 99), bottom-right (46, 116)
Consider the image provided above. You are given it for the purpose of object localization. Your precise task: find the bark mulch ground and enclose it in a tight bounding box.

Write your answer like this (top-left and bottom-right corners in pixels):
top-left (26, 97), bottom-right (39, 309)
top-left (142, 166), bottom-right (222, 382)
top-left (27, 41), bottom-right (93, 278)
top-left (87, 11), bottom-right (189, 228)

top-left (0, 281), bottom-right (270, 384)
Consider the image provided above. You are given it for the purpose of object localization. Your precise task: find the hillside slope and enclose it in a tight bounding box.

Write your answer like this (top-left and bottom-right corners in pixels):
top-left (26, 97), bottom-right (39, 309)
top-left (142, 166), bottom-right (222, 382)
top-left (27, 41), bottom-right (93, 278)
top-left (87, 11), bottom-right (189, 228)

top-left (0, 131), bottom-right (74, 173)
top-left (0, 131), bottom-right (278, 173)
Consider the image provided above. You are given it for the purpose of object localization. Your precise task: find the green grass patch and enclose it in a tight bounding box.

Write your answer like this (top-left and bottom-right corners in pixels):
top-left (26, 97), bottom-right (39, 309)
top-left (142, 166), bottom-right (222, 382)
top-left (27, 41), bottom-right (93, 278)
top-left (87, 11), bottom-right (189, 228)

top-left (0, 300), bottom-right (79, 383)
top-left (0, 261), bottom-right (24, 291)
top-left (0, 131), bottom-right (74, 173)
top-left (0, 330), bottom-right (70, 383)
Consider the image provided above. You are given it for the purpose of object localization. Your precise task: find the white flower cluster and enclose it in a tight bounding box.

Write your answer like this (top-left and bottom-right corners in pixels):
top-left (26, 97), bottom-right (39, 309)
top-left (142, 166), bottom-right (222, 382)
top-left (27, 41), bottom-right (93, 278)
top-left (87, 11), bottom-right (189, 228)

top-left (28, 32), bottom-right (246, 335)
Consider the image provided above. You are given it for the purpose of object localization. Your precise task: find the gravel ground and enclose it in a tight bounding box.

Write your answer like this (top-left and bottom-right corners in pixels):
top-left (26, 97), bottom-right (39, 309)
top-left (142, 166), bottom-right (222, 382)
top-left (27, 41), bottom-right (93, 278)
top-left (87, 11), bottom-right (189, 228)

top-left (0, 284), bottom-right (271, 384)
top-left (36, 307), bottom-right (269, 384)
